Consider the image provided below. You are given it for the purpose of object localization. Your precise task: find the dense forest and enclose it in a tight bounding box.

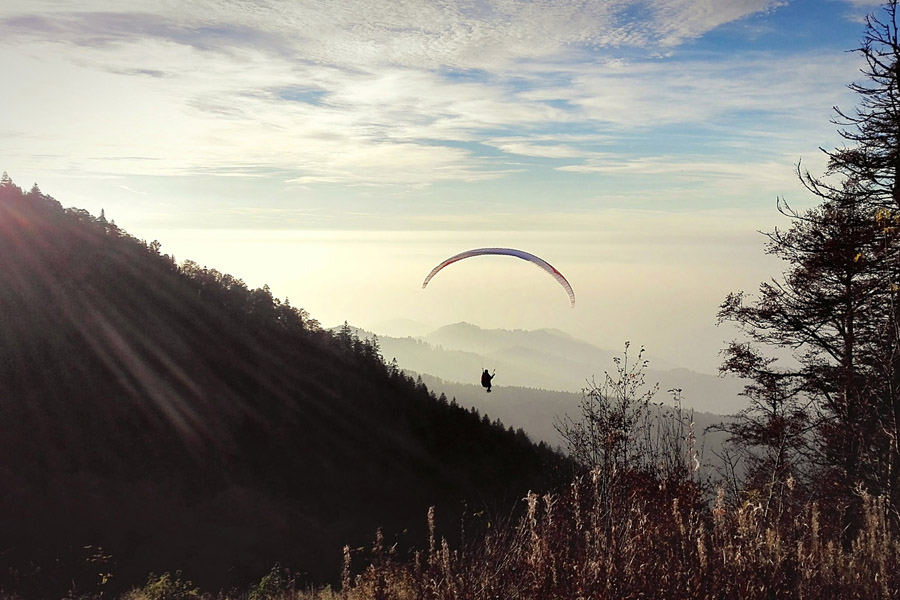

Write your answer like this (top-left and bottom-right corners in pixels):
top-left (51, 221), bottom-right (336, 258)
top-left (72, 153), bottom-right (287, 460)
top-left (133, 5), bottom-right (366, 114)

top-left (0, 173), bottom-right (569, 598)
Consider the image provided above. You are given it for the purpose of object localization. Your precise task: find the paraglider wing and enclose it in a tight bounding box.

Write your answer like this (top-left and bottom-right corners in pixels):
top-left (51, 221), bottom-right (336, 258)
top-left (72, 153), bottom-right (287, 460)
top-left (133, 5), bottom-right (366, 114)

top-left (421, 247), bottom-right (575, 307)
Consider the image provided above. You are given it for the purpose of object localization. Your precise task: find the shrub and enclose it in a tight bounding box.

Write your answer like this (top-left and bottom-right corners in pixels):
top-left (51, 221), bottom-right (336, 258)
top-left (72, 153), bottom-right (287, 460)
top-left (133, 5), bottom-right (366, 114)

top-left (121, 572), bottom-right (199, 600)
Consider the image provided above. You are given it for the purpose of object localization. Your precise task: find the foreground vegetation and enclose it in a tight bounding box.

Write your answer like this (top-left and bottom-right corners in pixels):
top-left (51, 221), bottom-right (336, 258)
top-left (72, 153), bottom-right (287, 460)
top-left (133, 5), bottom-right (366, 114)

top-left (23, 473), bottom-right (897, 599)
top-left (339, 484), bottom-right (899, 600)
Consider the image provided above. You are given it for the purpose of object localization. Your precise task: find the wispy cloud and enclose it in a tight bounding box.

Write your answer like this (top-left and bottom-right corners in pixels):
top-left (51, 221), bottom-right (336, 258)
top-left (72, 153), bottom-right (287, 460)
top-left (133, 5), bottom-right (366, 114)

top-left (0, 0), bottom-right (869, 195)
top-left (1, 0), bottom-right (785, 63)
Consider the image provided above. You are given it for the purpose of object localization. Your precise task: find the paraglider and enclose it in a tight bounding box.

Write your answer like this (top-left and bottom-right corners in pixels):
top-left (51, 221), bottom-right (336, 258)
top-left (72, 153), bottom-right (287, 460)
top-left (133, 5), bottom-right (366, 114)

top-left (421, 247), bottom-right (575, 307)
top-left (481, 369), bottom-right (495, 393)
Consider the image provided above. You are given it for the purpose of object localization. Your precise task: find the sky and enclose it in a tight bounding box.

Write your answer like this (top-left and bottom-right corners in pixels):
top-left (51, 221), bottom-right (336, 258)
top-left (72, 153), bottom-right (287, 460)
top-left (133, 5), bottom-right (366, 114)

top-left (0, 0), bottom-right (886, 377)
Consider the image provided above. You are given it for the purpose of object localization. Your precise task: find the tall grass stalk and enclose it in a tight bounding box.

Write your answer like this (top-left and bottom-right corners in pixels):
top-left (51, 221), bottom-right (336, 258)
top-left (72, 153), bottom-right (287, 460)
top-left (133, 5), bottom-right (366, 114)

top-left (341, 478), bottom-right (899, 599)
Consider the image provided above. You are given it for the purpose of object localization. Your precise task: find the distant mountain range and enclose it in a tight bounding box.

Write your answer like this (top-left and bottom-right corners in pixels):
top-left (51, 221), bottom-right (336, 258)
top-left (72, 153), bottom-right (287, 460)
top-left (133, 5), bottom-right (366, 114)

top-left (341, 321), bottom-right (749, 419)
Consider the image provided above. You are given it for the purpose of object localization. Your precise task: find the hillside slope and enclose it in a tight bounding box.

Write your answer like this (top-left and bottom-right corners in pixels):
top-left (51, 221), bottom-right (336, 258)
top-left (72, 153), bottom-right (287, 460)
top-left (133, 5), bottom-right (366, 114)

top-left (0, 177), bottom-right (568, 598)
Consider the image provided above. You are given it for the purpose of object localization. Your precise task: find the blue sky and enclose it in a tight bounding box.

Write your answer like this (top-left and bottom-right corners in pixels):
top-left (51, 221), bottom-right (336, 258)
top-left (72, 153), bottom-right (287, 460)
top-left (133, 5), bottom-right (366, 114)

top-left (0, 0), bottom-right (886, 376)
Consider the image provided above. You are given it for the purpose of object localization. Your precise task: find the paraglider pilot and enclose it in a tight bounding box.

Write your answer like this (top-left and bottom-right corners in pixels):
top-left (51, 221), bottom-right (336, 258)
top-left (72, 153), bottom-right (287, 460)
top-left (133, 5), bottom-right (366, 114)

top-left (481, 369), bottom-right (495, 393)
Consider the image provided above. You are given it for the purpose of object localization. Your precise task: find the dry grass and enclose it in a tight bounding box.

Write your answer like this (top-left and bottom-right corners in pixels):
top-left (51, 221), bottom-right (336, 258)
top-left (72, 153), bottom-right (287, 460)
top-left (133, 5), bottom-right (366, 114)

top-left (339, 472), bottom-right (900, 600)
top-left (5, 473), bottom-right (896, 600)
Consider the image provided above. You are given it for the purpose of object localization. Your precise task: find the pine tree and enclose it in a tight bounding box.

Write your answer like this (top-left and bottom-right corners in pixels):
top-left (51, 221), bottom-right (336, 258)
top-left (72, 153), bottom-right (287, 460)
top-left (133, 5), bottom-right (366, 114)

top-left (718, 183), bottom-right (895, 534)
top-left (720, 0), bottom-right (900, 537)
top-left (0, 172), bottom-right (21, 201)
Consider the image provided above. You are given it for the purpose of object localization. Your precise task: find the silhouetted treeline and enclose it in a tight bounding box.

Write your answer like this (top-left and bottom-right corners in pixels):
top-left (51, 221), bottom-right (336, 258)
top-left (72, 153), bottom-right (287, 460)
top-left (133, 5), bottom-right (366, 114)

top-left (0, 174), bottom-right (569, 599)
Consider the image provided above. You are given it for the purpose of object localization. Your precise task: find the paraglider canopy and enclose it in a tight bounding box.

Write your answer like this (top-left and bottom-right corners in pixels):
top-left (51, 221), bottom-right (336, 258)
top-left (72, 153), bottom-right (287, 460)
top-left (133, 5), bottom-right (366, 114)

top-left (422, 247), bottom-right (575, 307)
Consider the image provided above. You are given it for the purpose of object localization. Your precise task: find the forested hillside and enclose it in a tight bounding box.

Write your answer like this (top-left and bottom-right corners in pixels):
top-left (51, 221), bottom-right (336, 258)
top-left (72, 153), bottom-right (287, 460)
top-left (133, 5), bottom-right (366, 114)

top-left (0, 175), bottom-right (569, 598)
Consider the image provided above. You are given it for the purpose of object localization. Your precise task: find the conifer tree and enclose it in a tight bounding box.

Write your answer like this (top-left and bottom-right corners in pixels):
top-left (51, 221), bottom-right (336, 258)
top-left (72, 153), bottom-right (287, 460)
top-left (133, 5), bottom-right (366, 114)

top-left (719, 1), bottom-right (900, 537)
top-left (0, 172), bottom-right (21, 200)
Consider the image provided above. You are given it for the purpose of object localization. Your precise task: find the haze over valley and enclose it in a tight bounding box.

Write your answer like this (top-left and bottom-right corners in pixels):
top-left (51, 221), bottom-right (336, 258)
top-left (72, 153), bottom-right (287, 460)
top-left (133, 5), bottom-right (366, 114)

top-left (340, 320), bottom-right (745, 436)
